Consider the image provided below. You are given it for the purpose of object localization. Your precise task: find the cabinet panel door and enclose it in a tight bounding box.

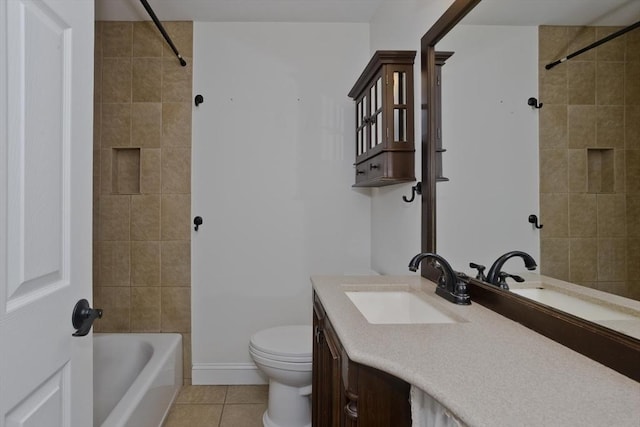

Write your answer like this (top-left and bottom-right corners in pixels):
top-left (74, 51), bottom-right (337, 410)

top-left (313, 309), bottom-right (343, 427)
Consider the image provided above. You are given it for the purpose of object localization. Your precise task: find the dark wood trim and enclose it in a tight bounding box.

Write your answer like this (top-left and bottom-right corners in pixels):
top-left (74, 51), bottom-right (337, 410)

top-left (466, 278), bottom-right (640, 382)
top-left (420, 0), bottom-right (481, 257)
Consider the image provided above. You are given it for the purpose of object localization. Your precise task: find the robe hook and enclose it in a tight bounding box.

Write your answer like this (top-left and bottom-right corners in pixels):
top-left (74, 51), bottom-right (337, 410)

top-left (527, 97), bottom-right (543, 109)
top-left (403, 182), bottom-right (422, 203)
top-left (528, 214), bottom-right (543, 229)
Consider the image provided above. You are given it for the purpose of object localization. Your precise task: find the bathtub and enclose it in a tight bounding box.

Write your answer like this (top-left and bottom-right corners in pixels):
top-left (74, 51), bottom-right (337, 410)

top-left (94, 333), bottom-right (183, 427)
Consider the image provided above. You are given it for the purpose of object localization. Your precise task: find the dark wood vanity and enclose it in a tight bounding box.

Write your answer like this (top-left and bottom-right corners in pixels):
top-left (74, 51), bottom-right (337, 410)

top-left (312, 292), bottom-right (411, 426)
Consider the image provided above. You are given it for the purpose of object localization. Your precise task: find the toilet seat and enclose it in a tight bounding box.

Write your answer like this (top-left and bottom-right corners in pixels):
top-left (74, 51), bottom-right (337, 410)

top-left (249, 325), bottom-right (312, 363)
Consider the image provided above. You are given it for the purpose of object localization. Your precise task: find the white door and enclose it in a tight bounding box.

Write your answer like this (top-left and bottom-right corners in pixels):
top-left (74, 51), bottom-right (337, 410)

top-left (0, 0), bottom-right (94, 426)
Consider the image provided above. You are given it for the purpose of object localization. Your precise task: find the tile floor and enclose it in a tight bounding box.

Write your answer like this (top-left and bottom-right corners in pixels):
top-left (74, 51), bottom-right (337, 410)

top-left (163, 385), bottom-right (268, 427)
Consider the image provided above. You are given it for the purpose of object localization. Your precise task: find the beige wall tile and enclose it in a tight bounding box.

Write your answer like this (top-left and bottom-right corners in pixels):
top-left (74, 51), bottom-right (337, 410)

top-left (131, 287), bottom-right (161, 332)
top-left (597, 238), bottom-right (626, 281)
top-left (568, 149), bottom-right (587, 192)
top-left (539, 26), bottom-right (567, 62)
top-left (133, 21), bottom-right (163, 57)
top-left (627, 29), bottom-right (640, 62)
top-left (101, 103), bottom-right (131, 147)
top-left (595, 282), bottom-right (627, 297)
top-left (131, 241), bottom-right (160, 286)
top-left (539, 62), bottom-right (567, 105)
top-left (93, 103), bottom-right (102, 149)
top-left (161, 241), bottom-right (190, 286)
top-left (596, 194), bottom-right (626, 237)
top-left (626, 61), bottom-right (640, 105)
top-left (102, 22), bottom-right (132, 58)
top-left (569, 238), bottom-right (597, 282)
top-left (99, 195), bottom-right (131, 241)
top-left (95, 286), bottom-right (131, 332)
top-left (99, 241), bottom-right (131, 286)
top-left (140, 149), bottom-right (162, 194)
top-left (540, 193), bottom-right (568, 238)
top-left (113, 148), bottom-right (140, 194)
top-left (164, 404), bottom-right (222, 427)
top-left (539, 149), bottom-right (568, 193)
top-left (162, 147), bottom-right (191, 193)
top-left (596, 106), bottom-right (624, 148)
top-left (133, 58), bottom-right (162, 102)
top-left (163, 22), bottom-right (194, 58)
top-left (162, 58), bottom-right (193, 103)
top-left (627, 194), bottom-right (640, 237)
top-left (161, 287), bottom-right (191, 332)
top-left (626, 150), bottom-right (640, 192)
top-left (626, 106), bottom-right (640, 150)
top-left (596, 27), bottom-right (626, 61)
top-left (626, 282), bottom-right (640, 300)
top-left (132, 102), bottom-right (162, 148)
top-left (539, 105), bottom-right (567, 149)
top-left (569, 193), bottom-right (597, 237)
top-left (540, 238), bottom-right (570, 281)
top-left (567, 27), bottom-right (596, 61)
top-left (568, 62), bottom-right (596, 105)
top-left (614, 149), bottom-right (626, 193)
top-left (162, 102), bottom-right (192, 147)
top-left (568, 105), bottom-right (596, 148)
top-left (182, 333), bottom-right (192, 381)
top-left (161, 194), bottom-right (191, 240)
top-left (627, 239), bottom-right (640, 279)
top-left (102, 58), bottom-right (132, 103)
top-left (100, 149), bottom-right (112, 194)
top-left (596, 62), bottom-right (624, 105)
top-left (131, 194), bottom-right (161, 241)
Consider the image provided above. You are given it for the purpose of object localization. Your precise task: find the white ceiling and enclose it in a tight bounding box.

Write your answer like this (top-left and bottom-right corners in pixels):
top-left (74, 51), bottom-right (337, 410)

top-left (95, 0), bottom-right (640, 26)
top-left (94, 0), bottom-right (386, 22)
top-left (461, 0), bottom-right (640, 26)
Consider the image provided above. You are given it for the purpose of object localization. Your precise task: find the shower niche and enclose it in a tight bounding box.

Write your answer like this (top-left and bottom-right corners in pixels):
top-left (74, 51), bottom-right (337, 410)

top-left (112, 148), bottom-right (141, 194)
top-left (587, 148), bottom-right (615, 194)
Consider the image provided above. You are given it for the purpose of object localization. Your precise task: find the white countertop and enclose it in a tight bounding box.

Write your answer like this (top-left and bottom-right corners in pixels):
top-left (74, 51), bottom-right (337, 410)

top-left (311, 275), bottom-right (640, 427)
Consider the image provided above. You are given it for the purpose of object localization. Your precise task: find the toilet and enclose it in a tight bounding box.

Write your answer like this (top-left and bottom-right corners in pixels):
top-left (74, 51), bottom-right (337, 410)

top-left (249, 325), bottom-right (313, 427)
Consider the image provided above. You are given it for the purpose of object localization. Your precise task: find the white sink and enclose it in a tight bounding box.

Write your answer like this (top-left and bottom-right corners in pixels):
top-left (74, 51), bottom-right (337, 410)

top-left (345, 291), bottom-right (458, 324)
top-left (510, 287), bottom-right (638, 322)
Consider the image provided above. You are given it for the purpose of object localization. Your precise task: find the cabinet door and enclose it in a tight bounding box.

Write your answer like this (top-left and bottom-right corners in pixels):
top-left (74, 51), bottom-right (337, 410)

top-left (355, 72), bottom-right (384, 164)
top-left (313, 307), bottom-right (343, 427)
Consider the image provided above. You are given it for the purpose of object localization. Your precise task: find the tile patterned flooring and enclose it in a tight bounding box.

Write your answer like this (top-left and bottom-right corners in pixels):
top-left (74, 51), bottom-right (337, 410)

top-left (164, 385), bottom-right (268, 427)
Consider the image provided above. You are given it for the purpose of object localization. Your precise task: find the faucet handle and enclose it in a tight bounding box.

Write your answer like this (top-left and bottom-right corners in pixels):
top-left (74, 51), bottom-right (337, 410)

top-left (497, 271), bottom-right (524, 290)
top-left (469, 262), bottom-right (486, 281)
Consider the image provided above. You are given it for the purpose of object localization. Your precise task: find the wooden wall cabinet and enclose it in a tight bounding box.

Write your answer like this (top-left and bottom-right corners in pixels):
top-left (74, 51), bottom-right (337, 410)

top-left (312, 293), bottom-right (411, 426)
top-left (348, 51), bottom-right (416, 187)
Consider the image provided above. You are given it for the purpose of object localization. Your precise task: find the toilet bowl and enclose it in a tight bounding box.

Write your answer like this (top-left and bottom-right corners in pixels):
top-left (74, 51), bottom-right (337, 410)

top-left (249, 325), bottom-right (312, 427)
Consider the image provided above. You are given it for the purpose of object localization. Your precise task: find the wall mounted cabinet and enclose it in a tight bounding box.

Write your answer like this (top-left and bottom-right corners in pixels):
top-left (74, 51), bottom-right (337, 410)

top-left (348, 51), bottom-right (416, 187)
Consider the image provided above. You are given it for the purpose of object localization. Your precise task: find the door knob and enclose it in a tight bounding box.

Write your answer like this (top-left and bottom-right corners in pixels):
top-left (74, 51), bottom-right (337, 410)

top-left (72, 299), bottom-right (102, 337)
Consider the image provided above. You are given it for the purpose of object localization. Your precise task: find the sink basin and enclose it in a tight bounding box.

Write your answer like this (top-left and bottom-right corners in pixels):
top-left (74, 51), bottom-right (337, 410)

top-left (510, 287), bottom-right (638, 322)
top-left (345, 291), bottom-right (457, 324)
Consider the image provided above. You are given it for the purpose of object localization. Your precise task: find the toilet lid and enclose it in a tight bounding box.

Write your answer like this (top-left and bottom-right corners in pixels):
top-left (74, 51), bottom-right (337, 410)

top-left (250, 325), bottom-right (312, 359)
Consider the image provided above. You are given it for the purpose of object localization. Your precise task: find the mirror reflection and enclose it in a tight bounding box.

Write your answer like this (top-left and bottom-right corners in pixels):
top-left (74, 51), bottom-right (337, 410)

top-left (433, 0), bottom-right (640, 323)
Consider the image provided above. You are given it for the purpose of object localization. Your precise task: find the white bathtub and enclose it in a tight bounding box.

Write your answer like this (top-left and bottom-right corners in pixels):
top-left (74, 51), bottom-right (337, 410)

top-left (94, 333), bottom-right (183, 427)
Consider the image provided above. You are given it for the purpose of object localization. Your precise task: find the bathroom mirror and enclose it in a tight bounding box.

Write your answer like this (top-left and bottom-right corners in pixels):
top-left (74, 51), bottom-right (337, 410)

top-left (422, 0), bottom-right (640, 343)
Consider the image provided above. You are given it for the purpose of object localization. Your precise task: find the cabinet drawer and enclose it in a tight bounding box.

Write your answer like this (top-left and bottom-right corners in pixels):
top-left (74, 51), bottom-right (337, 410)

top-left (353, 151), bottom-right (415, 187)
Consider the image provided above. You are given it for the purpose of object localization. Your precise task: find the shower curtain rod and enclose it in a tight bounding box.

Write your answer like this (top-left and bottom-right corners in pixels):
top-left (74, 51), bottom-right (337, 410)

top-left (545, 20), bottom-right (640, 70)
top-left (139, 0), bottom-right (187, 66)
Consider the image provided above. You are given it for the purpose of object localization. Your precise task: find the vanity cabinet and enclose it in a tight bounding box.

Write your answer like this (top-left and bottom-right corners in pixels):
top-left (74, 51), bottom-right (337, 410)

top-left (348, 51), bottom-right (416, 187)
top-left (312, 293), bottom-right (411, 426)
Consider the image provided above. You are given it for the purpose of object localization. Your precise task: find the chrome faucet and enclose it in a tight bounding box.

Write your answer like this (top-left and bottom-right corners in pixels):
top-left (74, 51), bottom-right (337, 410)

top-left (408, 253), bottom-right (470, 305)
top-left (484, 251), bottom-right (537, 290)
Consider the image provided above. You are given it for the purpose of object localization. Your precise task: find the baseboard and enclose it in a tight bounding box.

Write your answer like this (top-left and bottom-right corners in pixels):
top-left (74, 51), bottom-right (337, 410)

top-left (192, 363), bottom-right (267, 385)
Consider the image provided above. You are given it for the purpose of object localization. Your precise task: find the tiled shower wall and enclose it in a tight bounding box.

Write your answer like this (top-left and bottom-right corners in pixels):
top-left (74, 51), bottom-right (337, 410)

top-left (539, 25), bottom-right (640, 300)
top-left (93, 21), bottom-right (193, 380)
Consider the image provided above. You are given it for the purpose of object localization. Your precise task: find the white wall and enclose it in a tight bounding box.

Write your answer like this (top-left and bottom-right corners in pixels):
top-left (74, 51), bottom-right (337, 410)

top-left (368, 0), bottom-right (457, 275)
top-left (436, 25), bottom-right (540, 274)
top-left (369, 1), bottom-right (540, 276)
top-left (191, 22), bottom-right (371, 384)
